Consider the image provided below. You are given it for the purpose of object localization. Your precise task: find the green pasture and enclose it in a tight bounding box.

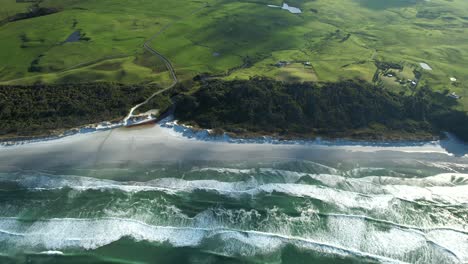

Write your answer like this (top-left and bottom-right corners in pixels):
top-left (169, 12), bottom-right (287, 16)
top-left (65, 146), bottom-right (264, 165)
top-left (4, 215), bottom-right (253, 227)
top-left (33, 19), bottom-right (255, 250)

top-left (0, 0), bottom-right (467, 110)
top-left (0, 0), bottom-right (30, 20)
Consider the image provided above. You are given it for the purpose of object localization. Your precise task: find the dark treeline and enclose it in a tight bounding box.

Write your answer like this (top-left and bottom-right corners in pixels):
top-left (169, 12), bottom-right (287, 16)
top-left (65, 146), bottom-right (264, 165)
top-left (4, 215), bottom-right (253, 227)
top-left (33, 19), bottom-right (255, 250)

top-left (1, 7), bottom-right (60, 26)
top-left (175, 78), bottom-right (468, 141)
top-left (1, 79), bottom-right (466, 141)
top-left (0, 83), bottom-right (168, 137)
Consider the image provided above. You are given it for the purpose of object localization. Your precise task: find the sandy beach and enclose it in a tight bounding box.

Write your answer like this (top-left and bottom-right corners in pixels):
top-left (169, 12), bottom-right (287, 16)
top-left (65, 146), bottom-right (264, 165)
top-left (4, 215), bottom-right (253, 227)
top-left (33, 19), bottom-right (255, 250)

top-left (1, 122), bottom-right (467, 263)
top-left (1, 123), bottom-right (467, 172)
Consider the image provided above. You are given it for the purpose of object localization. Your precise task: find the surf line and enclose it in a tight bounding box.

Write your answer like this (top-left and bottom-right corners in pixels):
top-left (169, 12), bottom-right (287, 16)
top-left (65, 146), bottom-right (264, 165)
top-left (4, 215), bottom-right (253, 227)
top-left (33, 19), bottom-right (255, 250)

top-left (321, 213), bottom-right (468, 235)
top-left (0, 216), bottom-right (418, 263)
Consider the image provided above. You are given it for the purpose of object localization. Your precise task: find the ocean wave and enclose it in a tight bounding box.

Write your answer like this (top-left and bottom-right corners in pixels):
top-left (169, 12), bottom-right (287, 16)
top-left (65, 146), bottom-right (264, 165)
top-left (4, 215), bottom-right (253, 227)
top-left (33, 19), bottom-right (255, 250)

top-left (39, 250), bottom-right (64, 255)
top-left (2, 171), bottom-right (467, 205)
top-left (0, 216), bottom-right (463, 263)
top-left (321, 213), bottom-right (468, 235)
top-left (1, 171), bottom-right (466, 233)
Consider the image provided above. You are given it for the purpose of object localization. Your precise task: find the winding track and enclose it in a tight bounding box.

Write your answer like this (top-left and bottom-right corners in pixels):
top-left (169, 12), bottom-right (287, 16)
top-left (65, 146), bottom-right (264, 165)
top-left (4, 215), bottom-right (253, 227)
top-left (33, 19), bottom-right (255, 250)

top-left (123, 24), bottom-right (178, 123)
top-left (123, 4), bottom-right (208, 123)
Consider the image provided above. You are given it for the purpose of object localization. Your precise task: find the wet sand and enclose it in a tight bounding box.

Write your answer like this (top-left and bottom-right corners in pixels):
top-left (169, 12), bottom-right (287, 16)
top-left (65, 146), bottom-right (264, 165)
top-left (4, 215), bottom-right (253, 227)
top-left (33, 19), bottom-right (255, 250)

top-left (1, 124), bottom-right (466, 172)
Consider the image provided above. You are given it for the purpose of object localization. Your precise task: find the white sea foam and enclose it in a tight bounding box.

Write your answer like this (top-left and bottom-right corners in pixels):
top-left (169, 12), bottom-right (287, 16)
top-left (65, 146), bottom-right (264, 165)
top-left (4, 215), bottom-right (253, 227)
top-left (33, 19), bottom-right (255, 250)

top-left (317, 217), bottom-right (434, 259)
top-left (360, 173), bottom-right (468, 186)
top-left (0, 216), bottom-right (462, 263)
top-left (3, 171), bottom-right (467, 207)
top-left (39, 250), bottom-right (64, 255)
top-left (427, 229), bottom-right (468, 262)
top-left (386, 185), bottom-right (468, 205)
top-left (0, 173), bottom-right (402, 211)
top-left (160, 118), bottom-right (455, 152)
top-left (344, 167), bottom-right (404, 177)
top-left (417, 161), bottom-right (468, 173)
top-left (193, 167), bottom-right (254, 174)
top-left (1, 170), bottom-right (466, 234)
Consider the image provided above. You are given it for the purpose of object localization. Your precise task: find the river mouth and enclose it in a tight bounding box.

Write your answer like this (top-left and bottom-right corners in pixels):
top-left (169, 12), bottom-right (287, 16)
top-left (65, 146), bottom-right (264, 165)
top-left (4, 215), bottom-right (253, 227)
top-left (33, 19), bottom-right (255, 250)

top-left (0, 125), bottom-right (466, 263)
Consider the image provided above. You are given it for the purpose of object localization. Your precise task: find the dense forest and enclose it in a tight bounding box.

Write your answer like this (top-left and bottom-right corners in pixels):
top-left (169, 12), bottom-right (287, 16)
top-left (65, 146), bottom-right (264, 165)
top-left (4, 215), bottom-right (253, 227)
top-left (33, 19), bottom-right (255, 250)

top-left (0, 83), bottom-right (169, 138)
top-left (1, 79), bottom-right (467, 141)
top-left (175, 78), bottom-right (468, 141)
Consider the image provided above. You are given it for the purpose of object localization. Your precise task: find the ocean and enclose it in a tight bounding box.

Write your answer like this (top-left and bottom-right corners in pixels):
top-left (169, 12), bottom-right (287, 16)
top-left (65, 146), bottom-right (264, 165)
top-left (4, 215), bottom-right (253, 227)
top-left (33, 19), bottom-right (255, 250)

top-left (0, 124), bottom-right (466, 263)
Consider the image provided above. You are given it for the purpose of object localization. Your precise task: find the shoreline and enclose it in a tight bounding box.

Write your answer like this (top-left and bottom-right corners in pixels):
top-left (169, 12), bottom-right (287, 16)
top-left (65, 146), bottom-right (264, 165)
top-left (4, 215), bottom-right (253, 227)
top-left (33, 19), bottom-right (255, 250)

top-left (0, 115), bottom-right (453, 149)
top-left (0, 120), bottom-right (124, 147)
top-left (167, 122), bottom-right (441, 145)
top-left (160, 117), bottom-right (447, 148)
top-left (0, 116), bottom-right (466, 172)
top-left (0, 113), bottom-right (163, 147)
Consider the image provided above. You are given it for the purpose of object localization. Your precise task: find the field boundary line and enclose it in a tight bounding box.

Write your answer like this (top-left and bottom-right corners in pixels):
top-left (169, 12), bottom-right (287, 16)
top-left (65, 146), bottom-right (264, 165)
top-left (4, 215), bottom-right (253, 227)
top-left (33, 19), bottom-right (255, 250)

top-left (123, 3), bottom-right (209, 123)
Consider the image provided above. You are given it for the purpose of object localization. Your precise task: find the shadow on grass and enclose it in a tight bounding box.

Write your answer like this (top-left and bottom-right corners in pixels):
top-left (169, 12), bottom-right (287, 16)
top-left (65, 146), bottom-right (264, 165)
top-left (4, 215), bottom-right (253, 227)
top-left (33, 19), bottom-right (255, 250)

top-left (354, 0), bottom-right (421, 10)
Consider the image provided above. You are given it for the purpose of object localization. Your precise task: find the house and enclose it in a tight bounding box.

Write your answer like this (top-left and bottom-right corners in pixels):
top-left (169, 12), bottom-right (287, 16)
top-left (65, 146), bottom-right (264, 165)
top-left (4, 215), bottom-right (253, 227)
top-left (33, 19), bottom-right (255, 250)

top-left (450, 77), bottom-right (457, 82)
top-left (275, 61), bottom-right (289, 67)
top-left (448, 92), bottom-right (460, 99)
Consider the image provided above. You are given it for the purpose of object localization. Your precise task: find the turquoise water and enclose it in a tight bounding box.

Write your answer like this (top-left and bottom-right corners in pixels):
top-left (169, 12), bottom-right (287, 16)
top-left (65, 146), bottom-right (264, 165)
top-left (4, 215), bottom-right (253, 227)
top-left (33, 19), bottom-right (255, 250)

top-left (0, 127), bottom-right (466, 263)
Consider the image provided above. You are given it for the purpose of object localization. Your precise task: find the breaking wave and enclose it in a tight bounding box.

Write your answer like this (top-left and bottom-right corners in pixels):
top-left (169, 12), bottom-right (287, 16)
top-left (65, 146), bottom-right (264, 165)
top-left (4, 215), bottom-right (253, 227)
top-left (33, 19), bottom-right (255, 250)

top-left (0, 159), bottom-right (466, 263)
top-left (0, 216), bottom-right (464, 263)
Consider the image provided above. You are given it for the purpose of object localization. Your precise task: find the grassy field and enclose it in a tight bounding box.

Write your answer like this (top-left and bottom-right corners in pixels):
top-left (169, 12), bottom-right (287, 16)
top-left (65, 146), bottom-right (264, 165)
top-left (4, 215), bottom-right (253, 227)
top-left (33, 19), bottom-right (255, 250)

top-left (0, 0), bottom-right (30, 21)
top-left (0, 0), bottom-right (467, 110)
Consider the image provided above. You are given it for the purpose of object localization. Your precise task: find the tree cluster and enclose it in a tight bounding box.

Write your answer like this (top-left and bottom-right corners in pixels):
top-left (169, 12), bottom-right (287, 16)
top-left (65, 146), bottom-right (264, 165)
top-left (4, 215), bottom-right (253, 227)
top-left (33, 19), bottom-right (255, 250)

top-left (0, 7), bottom-right (59, 26)
top-left (175, 78), bottom-right (468, 141)
top-left (0, 83), bottom-right (164, 137)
